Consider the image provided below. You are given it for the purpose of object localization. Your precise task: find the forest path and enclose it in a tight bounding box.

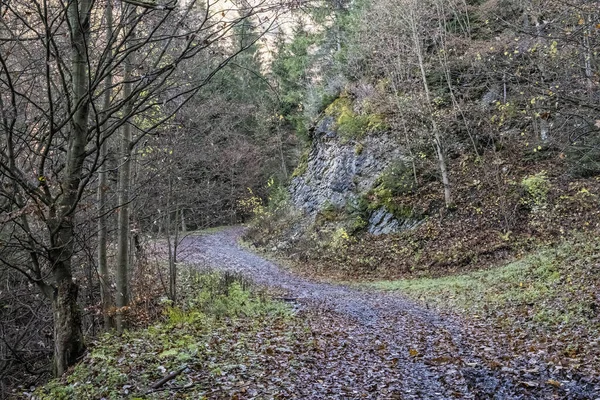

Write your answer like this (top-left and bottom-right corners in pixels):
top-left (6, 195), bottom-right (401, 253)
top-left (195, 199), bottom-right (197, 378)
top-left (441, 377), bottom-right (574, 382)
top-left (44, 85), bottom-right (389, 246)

top-left (178, 227), bottom-right (594, 399)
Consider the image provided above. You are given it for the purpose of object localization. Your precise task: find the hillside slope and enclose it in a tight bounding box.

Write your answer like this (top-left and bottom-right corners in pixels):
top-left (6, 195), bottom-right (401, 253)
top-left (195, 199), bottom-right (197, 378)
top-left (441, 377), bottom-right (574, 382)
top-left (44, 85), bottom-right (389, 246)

top-left (247, 0), bottom-right (600, 281)
top-left (242, 0), bottom-right (600, 389)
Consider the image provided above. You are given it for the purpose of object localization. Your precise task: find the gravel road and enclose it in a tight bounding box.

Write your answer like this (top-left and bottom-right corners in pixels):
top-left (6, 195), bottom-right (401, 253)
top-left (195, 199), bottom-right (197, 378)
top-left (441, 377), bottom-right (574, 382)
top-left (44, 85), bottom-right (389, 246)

top-left (178, 227), bottom-right (598, 400)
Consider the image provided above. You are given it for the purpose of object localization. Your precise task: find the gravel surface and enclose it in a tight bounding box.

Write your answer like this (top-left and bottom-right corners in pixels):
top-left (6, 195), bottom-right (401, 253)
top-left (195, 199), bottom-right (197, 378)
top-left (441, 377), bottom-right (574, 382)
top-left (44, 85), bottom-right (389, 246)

top-left (178, 227), bottom-right (598, 399)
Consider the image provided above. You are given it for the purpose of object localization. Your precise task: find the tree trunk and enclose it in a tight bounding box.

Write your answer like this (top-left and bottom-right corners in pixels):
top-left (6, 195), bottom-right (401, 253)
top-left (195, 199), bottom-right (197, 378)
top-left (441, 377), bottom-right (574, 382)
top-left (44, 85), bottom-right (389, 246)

top-left (98, 0), bottom-right (114, 331)
top-left (116, 7), bottom-right (135, 334)
top-left (410, 8), bottom-right (452, 206)
top-left (51, 279), bottom-right (85, 376)
top-left (47, 0), bottom-right (93, 376)
top-left (166, 175), bottom-right (177, 301)
top-left (276, 123), bottom-right (288, 179)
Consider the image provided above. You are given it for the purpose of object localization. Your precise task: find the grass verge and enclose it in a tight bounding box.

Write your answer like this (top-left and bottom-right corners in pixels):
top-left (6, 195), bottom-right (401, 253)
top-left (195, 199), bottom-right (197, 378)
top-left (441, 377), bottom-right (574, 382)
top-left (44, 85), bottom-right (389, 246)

top-left (364, 235), bottom-right (600, 376)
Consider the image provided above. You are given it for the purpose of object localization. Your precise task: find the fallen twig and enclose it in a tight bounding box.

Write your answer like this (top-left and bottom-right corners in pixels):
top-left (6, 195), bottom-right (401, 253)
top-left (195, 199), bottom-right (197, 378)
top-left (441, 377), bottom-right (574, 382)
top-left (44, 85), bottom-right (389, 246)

top-left (147, 364), bottom-right (188, 392)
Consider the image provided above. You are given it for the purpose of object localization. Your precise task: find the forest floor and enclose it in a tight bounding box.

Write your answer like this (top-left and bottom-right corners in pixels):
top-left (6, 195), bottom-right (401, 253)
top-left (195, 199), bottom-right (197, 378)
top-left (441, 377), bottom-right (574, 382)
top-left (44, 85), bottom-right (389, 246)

top-left (177, 227), bottom-right (599, 399)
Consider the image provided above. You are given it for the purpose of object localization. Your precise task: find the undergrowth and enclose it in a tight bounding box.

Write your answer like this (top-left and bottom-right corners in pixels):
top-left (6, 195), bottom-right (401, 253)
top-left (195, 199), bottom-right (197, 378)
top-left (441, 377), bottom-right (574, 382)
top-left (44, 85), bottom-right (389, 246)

top-left (31, 269), bottom-right (292, 400)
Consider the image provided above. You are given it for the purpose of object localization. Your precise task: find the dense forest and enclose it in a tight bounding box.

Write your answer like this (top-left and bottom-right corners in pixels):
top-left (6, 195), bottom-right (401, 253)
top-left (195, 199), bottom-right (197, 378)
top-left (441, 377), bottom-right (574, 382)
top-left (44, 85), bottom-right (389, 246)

top-left (1, 0), bottom-right (600, 398)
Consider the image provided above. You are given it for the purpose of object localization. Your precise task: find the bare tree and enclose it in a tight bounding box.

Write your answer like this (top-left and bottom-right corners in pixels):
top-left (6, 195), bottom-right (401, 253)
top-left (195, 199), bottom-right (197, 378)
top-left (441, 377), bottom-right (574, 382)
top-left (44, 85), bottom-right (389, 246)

top-left (98, 0), bottom-right (115, 332)
top-left (405, 0), bottom-right (452, 206)
top-left (0, 0), bottom-right (280, 375)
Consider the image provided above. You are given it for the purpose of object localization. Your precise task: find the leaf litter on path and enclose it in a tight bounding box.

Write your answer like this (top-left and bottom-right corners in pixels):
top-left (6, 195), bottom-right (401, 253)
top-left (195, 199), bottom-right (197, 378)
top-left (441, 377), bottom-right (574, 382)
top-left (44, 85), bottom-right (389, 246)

top-left (177, 227), bottom-right (600, 399)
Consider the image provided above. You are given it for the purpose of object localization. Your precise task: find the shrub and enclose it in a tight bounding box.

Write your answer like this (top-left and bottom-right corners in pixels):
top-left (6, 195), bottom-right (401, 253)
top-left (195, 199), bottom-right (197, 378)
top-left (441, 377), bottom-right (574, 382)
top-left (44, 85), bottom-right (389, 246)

top-left (361, 161), bottom-right (419, 220)
top-left (376, 161), bottom-right (417, 197)
top-left (330, 227), bottom-right (353, 250)
top-left (566, 133), bottom-right (600, 178)
top-left (521, 171), bottom-right (550, 209)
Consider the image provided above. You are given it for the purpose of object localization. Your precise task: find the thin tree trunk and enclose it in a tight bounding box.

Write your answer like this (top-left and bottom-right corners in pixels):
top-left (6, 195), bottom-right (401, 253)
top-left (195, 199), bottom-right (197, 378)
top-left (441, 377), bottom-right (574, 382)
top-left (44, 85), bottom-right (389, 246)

top-left (276, 124), bottom-right (288, 179)
top-left (435, 5), bottom-right (479, 157)
top-left (98, 0), bottom-right (114, 331)
top-left (583, 13), bottom-right (594, 99)
top-left (173, 205), bottom-right (180, 298)
top-left (116, 7), bottom-right (135, 334)
top-left (410, 11), bottom-right (452, 206)
top-left (230, 166), bottom-right (235, 224)
top-left (166, 174), bottom-right (176, 301)
top-left (49, 0), bottom-right (92, 376)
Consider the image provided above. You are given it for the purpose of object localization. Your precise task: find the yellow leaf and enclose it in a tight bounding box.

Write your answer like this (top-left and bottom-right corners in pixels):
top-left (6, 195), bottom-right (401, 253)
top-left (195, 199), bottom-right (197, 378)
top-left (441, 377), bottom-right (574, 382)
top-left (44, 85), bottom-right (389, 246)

top-left (409, 348), bottom-right (419, 357)
top-left (547, 379), bottom-right (561, 387)
top-left (578, 18), bottom-right (585, 25)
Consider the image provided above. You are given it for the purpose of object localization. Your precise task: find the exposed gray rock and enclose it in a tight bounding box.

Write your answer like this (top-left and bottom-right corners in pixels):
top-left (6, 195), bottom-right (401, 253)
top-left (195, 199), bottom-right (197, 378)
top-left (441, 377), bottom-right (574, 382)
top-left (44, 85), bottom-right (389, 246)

top-left (368, 208), bottom-right (400, 235)
top-left (367, 208), bottom-right (423, 235)
top-left (291, 124), bottom-right (401, 212)
top-left (481, 86), bottom-right (501, 106)
top-left (290, 116), bottom-right (413, 235)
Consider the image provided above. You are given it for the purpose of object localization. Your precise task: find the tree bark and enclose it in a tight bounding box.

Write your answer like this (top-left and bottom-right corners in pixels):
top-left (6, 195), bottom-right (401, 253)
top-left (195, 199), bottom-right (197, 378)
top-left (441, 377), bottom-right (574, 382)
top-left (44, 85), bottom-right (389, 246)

top-left (51, 279), bottom-right (85, 376)
top-left (116, 6), bottom-right (135, 334)
top-left (46, 0), bottom-right (93, 376)
top-left (98, 0), bottom-right (115, 331)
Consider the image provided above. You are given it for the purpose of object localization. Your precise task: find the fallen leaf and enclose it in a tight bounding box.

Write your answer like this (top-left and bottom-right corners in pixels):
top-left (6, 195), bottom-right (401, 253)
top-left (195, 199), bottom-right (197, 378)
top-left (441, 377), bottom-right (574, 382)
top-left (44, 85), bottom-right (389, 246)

top-left (547, 379), bottom-right (561, 388)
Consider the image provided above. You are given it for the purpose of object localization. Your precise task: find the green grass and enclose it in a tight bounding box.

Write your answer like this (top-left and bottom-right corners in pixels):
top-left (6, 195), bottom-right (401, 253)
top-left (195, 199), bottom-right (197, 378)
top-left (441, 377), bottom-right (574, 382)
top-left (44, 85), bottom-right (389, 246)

top-left (364, 236), bottom-right (600, 375)
top-left (365, 237), bottom-right (600, 331)
top-left (369, 251), bottom-right (559, 310)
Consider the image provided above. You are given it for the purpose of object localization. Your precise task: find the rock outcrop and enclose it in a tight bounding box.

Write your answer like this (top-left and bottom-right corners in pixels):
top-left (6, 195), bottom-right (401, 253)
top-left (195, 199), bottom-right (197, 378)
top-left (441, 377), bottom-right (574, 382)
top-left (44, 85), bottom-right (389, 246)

top-left (289, 116), bottom-right (417, 235)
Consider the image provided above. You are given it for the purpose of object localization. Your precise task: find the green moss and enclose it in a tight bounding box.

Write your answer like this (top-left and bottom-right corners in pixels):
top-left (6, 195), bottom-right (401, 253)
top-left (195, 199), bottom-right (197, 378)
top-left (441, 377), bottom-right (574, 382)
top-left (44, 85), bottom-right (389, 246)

top-left (325, 96), bottom-right (387, 140)
top-left (355, 142), bottom-right (364, 155)
top-left (319, 93), bottom-right (339, 112)
top-left (292, 149), bottom-right (310, 178)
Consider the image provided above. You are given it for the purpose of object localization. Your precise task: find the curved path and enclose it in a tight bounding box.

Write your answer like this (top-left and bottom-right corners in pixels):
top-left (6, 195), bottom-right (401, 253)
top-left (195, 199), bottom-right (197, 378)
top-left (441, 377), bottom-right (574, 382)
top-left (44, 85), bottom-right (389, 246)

top-left (179, 227), bottom-right (597, 399)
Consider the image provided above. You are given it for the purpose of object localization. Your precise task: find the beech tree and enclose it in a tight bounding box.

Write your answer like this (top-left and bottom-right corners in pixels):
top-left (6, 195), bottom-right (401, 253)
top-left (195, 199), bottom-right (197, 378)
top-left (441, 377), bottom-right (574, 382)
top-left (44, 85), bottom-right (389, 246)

top-left (0, 0), bottom-right (278, 376)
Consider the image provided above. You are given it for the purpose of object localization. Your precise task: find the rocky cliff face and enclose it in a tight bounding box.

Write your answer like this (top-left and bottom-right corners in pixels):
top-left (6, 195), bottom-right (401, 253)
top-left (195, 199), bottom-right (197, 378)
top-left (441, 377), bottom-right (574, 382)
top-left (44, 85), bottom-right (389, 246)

top-left (289, 116), bottom-right (414, 235)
